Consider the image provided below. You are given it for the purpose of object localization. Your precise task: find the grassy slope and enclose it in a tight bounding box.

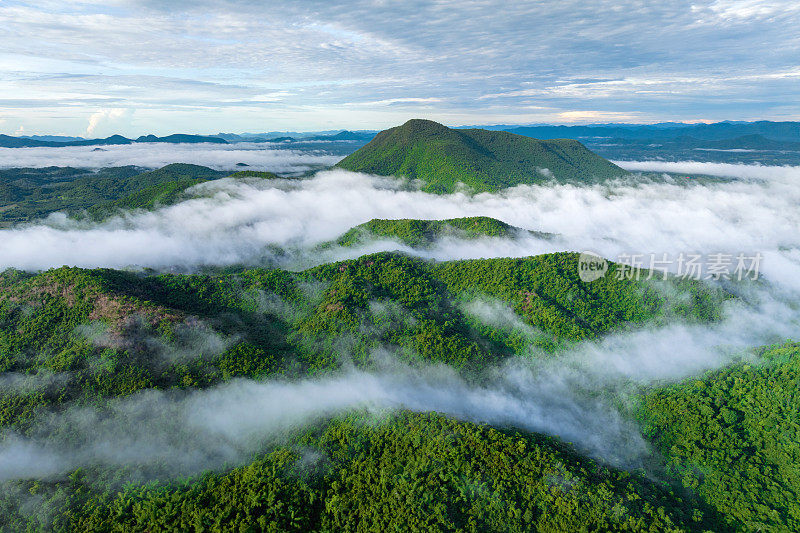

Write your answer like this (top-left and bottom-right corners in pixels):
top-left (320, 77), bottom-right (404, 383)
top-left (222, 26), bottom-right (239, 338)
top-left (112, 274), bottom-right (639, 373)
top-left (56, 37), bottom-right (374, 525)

top-left (335, 119), bottom-right (628, 193)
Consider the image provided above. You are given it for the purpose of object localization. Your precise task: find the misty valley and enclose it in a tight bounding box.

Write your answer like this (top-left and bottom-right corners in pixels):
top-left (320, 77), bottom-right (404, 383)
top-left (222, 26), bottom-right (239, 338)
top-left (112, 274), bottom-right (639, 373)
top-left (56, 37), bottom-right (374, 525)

top-left (0, 119), bottom-right (799, 532)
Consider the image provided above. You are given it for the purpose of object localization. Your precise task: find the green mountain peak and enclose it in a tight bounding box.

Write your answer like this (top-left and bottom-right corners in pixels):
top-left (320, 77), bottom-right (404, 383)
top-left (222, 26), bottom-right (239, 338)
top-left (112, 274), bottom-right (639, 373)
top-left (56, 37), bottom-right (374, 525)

top-left (336, 119), bottom-right (628, 193)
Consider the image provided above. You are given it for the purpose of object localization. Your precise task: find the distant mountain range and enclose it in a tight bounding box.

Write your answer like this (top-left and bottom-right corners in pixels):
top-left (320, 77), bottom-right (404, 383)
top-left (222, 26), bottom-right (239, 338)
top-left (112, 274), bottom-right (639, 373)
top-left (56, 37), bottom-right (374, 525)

top-left (0, 133), bottom-right (227, 148)
top-left (336, 119), bottom-right (627, 193)
top-left (7, 120), bottom-right (800, 150)
top-left (0, 131), bottom-right (377, 148)
top-left (215, 130), bottom-right (377, 143)
top-left (476, 120), bottom-right (800, 143)
top-left (601, 133), bottom-right (800, 151)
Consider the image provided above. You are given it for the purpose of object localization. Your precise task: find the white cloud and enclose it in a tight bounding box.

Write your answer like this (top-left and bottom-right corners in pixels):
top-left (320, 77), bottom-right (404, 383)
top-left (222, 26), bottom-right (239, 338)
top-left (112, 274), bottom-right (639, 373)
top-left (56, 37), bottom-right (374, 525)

top-left (85, 108), bottom-right (132, 136)
top-left (0, 142), bottom-right (341, 172)
top-left (1, 1), bottom-right (799, 133)
top-left (557, 110), bottom-right (643, 122)
top-left (695, 0), bottom-right (800, 22)
top-left (0, 161), bottom-right (799, 483)
top-left (348, 97), bottom-right (444, 106)
top-left (0, 163), bottom-right (799, 295)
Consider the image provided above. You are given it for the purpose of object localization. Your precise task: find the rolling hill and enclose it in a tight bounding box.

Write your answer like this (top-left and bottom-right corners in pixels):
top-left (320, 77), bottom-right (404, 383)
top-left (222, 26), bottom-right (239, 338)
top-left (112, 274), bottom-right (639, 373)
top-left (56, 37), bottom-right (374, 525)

top-left (335, 119), bottom-right (628, 192)
top-left (0, 250), bottom-right (749, 531)
top-left (333, 216), bottom-right (554, 248)
top-left (0, 164), bottom-right (289, 226)
top-left (0, 164), bottom-right (228, 226)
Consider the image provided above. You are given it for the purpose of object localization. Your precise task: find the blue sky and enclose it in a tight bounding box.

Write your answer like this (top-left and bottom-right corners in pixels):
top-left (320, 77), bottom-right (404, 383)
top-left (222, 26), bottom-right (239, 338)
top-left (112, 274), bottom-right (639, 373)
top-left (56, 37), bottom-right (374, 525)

top-left (1, 0), bottom-right (799, 136)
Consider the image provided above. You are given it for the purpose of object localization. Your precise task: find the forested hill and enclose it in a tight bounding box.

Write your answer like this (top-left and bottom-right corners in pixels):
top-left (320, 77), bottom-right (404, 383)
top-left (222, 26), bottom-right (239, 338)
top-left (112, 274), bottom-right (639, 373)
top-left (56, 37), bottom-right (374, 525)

top-left (2, 249), bottom-right (798, 531)
top-left (0, 164), bottom-right (281, 227)
top-left (335, 119), bottom-right (628, 193)
top-left (333, 216), bottom-right (554, 248)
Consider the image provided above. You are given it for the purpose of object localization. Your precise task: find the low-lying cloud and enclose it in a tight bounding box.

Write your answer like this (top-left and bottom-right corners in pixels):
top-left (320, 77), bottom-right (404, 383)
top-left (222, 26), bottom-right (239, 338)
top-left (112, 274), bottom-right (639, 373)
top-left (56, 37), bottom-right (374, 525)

top-left (0, 142), bottom-right (341, 173)
top-left (0, 363), bottom-right (646, 481)
top-left (0, 163), bottom-right (798, 292)
top-left (613, 159), bottom-right (800, 181)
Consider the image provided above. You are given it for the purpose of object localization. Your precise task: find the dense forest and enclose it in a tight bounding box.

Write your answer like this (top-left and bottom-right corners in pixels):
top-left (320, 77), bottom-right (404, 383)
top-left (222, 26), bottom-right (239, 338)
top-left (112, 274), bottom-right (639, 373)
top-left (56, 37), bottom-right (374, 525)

top-left (335, 119), bottom-right (628, 193)
top-left (331, 216), bottom-right (554, 249)
top-left (2, 243), bottom-right (790, 531)
top-left (638, 342), bottom-right (800, 532)
top-left (0, 164), bottom-right (230, 227)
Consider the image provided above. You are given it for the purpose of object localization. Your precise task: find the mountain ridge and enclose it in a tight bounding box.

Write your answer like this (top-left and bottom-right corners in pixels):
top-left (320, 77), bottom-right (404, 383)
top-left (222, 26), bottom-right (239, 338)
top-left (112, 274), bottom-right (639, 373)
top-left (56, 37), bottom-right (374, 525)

top-left (0, 133), bottom-right (229, 148)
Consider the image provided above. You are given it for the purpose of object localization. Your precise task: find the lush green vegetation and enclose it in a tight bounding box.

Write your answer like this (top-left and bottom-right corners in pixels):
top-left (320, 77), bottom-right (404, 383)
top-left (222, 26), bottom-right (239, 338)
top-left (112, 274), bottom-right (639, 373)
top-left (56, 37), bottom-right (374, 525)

top-left (335, 119), bottom-right (628, 193)
top-left (0, 164), bottom-right (227, 226)
top-left (228, 170), bottom-right (281, 179)
top-left (638, 342), bottom-right (800, 532)
top-left (333, 216), bottom-right (553, 249)
top-left (1, 248), bottom-right (791, 532)
top-left (2, 412), bottom-right (717, 532)
top-left (0, 251), bottom-right (715, 418)
top-left (0, 164), bottom-right (289, 225)
top-left (87, 170), bottom-right (282, 218)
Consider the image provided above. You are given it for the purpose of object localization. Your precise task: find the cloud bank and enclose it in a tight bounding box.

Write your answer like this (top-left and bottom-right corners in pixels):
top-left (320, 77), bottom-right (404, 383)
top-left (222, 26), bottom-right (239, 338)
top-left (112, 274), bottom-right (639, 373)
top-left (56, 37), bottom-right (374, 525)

top-left (0, 162), bottom-right (798, 290)
top-left (0, 142), bottom-right (341, 172)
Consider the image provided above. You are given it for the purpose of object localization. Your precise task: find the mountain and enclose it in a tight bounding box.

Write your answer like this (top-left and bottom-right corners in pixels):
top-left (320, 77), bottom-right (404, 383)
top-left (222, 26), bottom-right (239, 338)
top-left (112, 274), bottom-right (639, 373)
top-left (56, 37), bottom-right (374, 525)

top-left (19, 135), bottom-right (85, 142)
top-left (70, 134), bottom-right (133, 146)
top-left (575, 131), bottom-right (800, 166)
top-left (335, 119), bottom-right (628, 193)
top-left (0, 134), bottom-right (49, 147)
top-left (308, 130), bottom-right (376, 141)
top-left (688, 134), bottom-right (800, 151)
top-left (0, 164), bottom-right (292, 226)
top-left (0, 134), bottom-right (135, 147)
top-left (501, 121), bottom-right (800, 143)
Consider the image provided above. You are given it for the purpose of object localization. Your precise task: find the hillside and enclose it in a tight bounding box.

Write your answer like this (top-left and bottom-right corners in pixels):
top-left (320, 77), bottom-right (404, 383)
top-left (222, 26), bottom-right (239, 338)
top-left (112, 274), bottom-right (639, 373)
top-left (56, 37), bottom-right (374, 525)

top-left (335, 119), bottom-right (628, 192)
top-left (334, 216), bottom-right (553, 248)
top-left (639, 342), bottom-right (800, 532)
top-left (0, 251), bottom-right (725, 528)
top-left (0, 164), bottom-right (230, 226)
